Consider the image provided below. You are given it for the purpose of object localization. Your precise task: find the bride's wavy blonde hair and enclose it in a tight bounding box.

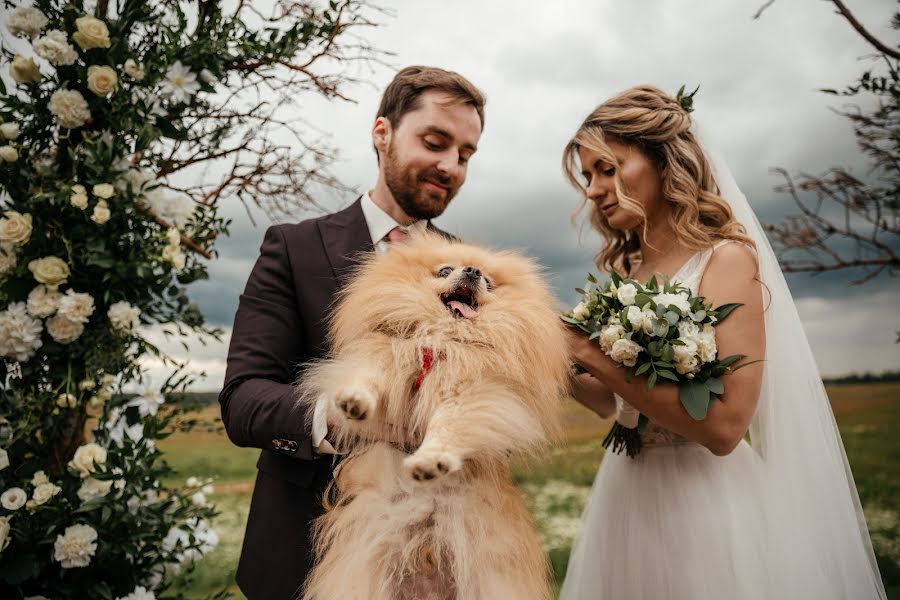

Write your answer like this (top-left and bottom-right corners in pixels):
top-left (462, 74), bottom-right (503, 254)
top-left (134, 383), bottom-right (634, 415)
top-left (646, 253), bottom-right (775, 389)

top-left (562, 85), bottom-right (753, 274)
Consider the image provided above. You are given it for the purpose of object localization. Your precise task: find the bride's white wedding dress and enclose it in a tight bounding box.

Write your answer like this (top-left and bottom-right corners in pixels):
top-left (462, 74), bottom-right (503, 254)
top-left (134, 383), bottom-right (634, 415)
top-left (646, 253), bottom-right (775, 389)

top-left (561, 244), bottom-right (770, 600)
top-left (560, 127), bottom-right (886, 600)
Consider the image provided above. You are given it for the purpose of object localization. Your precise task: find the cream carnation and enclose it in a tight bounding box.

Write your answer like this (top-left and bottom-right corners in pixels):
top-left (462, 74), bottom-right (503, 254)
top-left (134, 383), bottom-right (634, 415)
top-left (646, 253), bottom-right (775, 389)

top-left (609, 338), bottom-right (643, 367)
top-left (46, 314), bottom-right (84, 344)
top-left (34, 30), bottom-right (78, 66)
top-left (598, 321), bottom-right (626, 353)
top-left (91, 199), bottom-right (111, 225)
top-left (72, 16), bottom-right (111, 50)
top-left (28, 256), bottom-right (69, 289)
top-left (108, 301), bottom-right (140, 332)
top-left (10, 55), bottom-right (42, 84)
top-left (0, 211), bottom-right (33, 247)
top-left (57, 289), bottom-right (95, 323)
top-left (7, 7), bottom-right (48, 39)
top-left (68, 442), bottom-right (107, 478)
top-left (53, 524), bottom-right (98, 568)
top-left (49, 89), bottom-right (91, 129)
top-left (0, 302), bottom-right (43, 361)
top-left (77, 477), bottom-right (113, 502)
top-left (123, 59), bottom-right (146, 81)
top-left (1, 487), bottom-right (26, 510)
top-left (26, 285), bottom-right (60, 317)
top-left (86, 65), bottom-right (118, 97)
top-left (0, 146), bottom-right (17, 163)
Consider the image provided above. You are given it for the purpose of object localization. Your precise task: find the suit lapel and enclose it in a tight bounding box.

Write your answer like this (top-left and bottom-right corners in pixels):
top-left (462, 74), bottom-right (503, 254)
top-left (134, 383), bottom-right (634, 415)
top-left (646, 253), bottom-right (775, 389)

top-left (318, 197), bottom-right (374, 281)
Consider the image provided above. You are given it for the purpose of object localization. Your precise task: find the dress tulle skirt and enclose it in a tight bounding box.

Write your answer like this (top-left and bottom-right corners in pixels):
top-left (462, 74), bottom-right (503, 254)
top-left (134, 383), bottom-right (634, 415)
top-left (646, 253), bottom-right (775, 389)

top-left (560, 440), bottom-right (770, 600)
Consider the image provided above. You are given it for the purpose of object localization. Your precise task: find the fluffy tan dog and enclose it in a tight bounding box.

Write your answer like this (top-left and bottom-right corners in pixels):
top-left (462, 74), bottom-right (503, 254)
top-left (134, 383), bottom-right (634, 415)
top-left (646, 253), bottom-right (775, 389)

top-left (298, 233), bottom-right (571, 600)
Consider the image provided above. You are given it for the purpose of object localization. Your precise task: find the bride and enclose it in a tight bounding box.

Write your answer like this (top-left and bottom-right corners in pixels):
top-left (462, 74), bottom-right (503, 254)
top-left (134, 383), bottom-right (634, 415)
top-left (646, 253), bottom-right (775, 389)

top-left (559, 85), bottom-right (886, 599)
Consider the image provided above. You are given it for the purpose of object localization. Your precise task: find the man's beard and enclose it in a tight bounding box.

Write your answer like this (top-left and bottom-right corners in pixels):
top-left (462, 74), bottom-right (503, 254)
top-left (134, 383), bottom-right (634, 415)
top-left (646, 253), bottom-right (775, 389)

top-left (383, 141), bottom-right (458, 221)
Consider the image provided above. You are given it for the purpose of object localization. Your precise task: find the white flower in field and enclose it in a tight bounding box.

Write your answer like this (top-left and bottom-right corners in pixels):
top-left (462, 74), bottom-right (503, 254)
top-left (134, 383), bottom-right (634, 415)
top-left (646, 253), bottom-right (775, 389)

top-left (72, 16), bottom-right (110, 50)
top-left (70, 184), bottom-right (89, 209)
top-left (0, 448), bottom-right (8, 471)
top-left (26, 285), bottom-right (59, 318)
top-left (56, 393), bottom-right (77, 408)
top-left (10, 55), bottom-right (42, 84)
top-left (31, 481), bottom-right (61, 505)
top-left (49, 89), bottom-right (91, 129)
top-left (0, 146), bottom-right (17, 162)
top-left (77, 477), bottom-right (113, 502)
top-left (653, 292), bottom-right (691, 314)
top-left (108, 301), bottom-right (140, 332)
top-left (1, 487), bottom-right (26, 510)
top-left (162, 244), bottom-right (185, 271)
top-left (609, 338), bottom-right (642, 367)
top-left (199, 68), bottom-right (216, 85)
top-left (129, 389), bottom-right (164, 417)
top-left (116, 586), bottom-right (156, 600)
top-left (123, 59), bottom-right (146, 81)
top-left (0, 516), bottom-right (9, 552)
top-left (68, 442), bottom-right (107, 478)
top-left (34, 30), bottom-right (78, 66)
top-left (0, 210), bottom-right (32, 247)
top-left (695, 324), bottom-right (717, 363)
top-left (54, 523), bottom-right (98, 568)
top-left (87, 65), bottom-right (118, 97)
top-left (58, 289), bottom-right (95, 323)
top-left (46, 314), bottom-right (84, 344)
top-left (160, 61), bottom-right (200, 104)
top-left (598, 321), bottom-right (625, 353)
top-left (625, 305), bottom-right (655, 335)
top-left (0, 244), bottom-right (16, 278)
top-left (201, 484), bottom-right (214, 495)
top-left (616, 282), bottom-right (638, 306)
top-left (31, 470), bottom-right (48, 486)
top-left (0, 123), bottom-right (19, 140)
top-left (91, 199), bottom-right (111, 224)
top-left (0, 302), bottom-right (44, 361)
top-left (185, 476), bottom-right (200, 488)
top-left (190, 492), bottom-right (206, 507)
top-left (7, 6), bottom-right (48, 38)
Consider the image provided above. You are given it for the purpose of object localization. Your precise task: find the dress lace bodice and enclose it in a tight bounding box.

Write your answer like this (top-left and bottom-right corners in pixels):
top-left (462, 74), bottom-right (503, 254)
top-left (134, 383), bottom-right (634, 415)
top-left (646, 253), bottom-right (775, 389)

top-left (616, 241), bottom-right (728, 448)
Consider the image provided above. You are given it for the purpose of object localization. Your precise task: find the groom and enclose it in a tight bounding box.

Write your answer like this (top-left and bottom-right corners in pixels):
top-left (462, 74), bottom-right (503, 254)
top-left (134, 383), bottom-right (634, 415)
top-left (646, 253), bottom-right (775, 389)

top-left (219, 66), bottom-right (485, 599)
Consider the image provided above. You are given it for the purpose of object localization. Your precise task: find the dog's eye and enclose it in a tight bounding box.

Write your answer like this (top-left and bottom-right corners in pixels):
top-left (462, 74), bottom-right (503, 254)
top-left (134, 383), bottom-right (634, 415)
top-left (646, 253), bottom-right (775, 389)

top-left (437, 267), bottom-right (453, 278)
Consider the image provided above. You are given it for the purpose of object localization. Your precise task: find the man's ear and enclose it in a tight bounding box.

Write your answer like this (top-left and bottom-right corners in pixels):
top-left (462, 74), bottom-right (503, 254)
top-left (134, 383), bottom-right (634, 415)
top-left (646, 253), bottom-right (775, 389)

top-left (372, 116), bottom-right (391, 157)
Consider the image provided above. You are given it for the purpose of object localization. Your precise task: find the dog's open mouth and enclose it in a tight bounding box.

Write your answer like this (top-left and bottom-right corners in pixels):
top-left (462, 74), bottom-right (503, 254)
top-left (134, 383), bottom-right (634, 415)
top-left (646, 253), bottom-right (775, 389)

top-left (440, 286), bottom-right (478, 319)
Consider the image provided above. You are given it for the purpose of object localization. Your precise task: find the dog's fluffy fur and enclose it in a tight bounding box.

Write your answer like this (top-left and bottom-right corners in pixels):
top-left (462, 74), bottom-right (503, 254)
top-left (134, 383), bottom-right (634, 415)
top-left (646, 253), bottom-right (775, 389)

top-left (298, 233), bottom-right (571, 600)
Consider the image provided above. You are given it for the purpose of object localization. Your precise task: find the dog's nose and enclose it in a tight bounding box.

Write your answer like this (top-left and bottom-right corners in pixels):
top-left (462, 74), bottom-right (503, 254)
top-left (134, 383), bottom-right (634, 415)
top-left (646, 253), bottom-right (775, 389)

top-left (462, 266), bottom-right (482, 279)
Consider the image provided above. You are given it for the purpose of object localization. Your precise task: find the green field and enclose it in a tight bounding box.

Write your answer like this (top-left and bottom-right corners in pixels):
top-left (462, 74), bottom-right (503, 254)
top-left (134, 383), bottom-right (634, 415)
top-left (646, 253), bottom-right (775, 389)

top-left (159, 383), bottom-right (900, 599)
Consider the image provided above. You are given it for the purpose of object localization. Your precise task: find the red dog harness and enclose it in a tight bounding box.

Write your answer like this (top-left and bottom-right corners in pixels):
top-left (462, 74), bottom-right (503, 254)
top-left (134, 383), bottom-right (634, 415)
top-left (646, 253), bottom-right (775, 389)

top-left (413, 347), bottom-right (440, 391)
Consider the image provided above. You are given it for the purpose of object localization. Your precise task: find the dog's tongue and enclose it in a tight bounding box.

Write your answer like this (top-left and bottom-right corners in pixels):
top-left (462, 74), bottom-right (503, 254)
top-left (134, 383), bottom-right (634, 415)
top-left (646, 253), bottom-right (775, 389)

top-left (448, 300), bottom-right (477, 319)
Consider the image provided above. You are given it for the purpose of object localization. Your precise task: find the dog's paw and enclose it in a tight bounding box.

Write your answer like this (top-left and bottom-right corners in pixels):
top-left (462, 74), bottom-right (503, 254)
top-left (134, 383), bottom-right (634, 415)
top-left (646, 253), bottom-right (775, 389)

top-left (403, 449), bottom-right (462, 482)
top-left (333, 385), bottom-right (376, 421)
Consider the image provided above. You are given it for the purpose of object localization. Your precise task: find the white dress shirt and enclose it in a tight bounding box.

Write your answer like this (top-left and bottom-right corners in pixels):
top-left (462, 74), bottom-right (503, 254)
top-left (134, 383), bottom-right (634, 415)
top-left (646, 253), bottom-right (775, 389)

top-left (311, 192), bottom-right (427, 453)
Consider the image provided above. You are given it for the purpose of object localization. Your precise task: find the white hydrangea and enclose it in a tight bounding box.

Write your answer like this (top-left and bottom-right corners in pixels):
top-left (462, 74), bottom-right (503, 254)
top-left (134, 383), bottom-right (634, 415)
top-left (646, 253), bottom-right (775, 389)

top-left (26, 285), bottom-right (60, 318)
top-left (53, 524), bottom-right (98, 568)
top-left (46, 314), bottom-right (84, 344)
top-left (49, 89), bottom-right (91, 129)
top-left (1, 487), bottom-right (26, 510)
top-left (68, 442), bottom-right (107, 478)
top-left (108, 301), bottom-right (140, 332)
top-left (7, 6), bottom-right (49, 39)
top-left (0, 302), bottom-right (44, 361)
top-left (116, 586), bottom-right (156, 600)
top-left (77, 477), bottom-right (113, 502)
top-left (57, 289), bottom-right (95, 324)
top-left (33, 30), bottom-right (78, 66)
top-left (609, 338), bottom-right (642, 367)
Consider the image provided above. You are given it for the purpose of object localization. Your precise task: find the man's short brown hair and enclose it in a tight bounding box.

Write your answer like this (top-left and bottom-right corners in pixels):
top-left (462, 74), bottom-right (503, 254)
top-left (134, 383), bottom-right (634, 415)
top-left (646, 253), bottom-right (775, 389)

top-left (376, 65), bottom-right (486, 132)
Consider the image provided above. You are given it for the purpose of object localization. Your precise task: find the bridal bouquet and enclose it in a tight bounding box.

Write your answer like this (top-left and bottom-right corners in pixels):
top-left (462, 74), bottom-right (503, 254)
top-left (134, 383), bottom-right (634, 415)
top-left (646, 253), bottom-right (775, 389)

top-left (562, 272), bottom-right (749, 457)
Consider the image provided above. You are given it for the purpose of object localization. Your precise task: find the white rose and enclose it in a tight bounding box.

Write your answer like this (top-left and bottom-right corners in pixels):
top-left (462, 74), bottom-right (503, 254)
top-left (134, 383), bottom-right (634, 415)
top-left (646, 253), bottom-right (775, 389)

top-left (0, 448), bottom-right (8, 471)
top-left (123, 59), bottom-right (146, 81)
top-left (87, 65), bottom-right (118, 97)
top-left (28, 256), bottom-right (69, 289)
top-left (68, 442), bottom-right (107, 478)
top-left (0, 123), bottom-right (19, 140)
top-left (26, 285), bottom-right (60, 318)
top-left (7, 7), bottom-right (49, 39)
top-left (1, 487), bottom-right (26, 510)
top-left (108, 301), bottom-right (140, 332)
top-left (77, 477), bottom-right (113, 502)
top-left (91, 200), bottom-right (111, 225)
top-left (598, 321), bottom-right (625, 353)
top-left (609, 338), bottom-right (643, 367)
top-left (47, 314), bottom-right (84, 344)
top-left (49, 89), bottom-right (91, 129)
top-left (653, 292), bottom-right (692, 314)
top-left (33, 30), bottom-right (78, 66)
top-left (31, 470), bottom-right (48, 486)
top-left (0, 211), bottom-right (33, 247)
top-left (0, 516), bottom-right (9, 553)
top-left (0, 302), bottom-right (44, 362)
top-left (0, 146), bottom-right (18, 162)
top-left (70, 185), bottom-right (89, 210)
top-left (625, 305), bottom-right (655, 335)
top-left (58, 289), bottom-right (95, 323)
top-left (616, 282), bottom-right (638, 306)
top-left (10, 55), bottom-right (42, 84)
top-left (72, 16), bottom-right (111, 50)
top-left (53, 524), bottom-right (98, 568)
top-left (92, 183), bottom-right (115, 199)
top-left (571, 301), bottom-right (587, 321)
top-left (32, 482), bottom-right (61, 505)
top-left (0, 244), bottom-right (16, 278)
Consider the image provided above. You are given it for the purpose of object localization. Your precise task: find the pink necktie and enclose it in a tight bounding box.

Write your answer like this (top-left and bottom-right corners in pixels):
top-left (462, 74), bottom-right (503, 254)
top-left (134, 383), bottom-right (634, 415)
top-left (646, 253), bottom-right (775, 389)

top-left (386, 226), bottom-right (410, 244)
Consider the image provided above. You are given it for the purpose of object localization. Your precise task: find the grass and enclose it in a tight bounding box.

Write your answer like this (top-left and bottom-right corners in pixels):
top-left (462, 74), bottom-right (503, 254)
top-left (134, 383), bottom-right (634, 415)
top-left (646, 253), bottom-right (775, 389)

top-left (159, 383), bottom-right (900, 598)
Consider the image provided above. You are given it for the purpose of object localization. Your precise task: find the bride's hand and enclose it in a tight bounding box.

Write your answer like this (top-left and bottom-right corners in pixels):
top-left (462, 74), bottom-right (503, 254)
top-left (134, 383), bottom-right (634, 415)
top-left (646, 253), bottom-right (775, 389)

top-left (565, 326), bottom-right (602, 376)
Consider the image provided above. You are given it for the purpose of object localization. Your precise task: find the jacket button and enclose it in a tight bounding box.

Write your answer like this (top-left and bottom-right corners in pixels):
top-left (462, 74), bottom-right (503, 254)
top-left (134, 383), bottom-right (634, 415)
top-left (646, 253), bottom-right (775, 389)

top-left (272, 438), bottom-right (298, 452)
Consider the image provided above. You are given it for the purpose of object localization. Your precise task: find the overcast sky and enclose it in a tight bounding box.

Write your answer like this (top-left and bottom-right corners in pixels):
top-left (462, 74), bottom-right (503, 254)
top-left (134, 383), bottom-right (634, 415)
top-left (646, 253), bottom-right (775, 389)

top-left (137, 0), bottom-right (899, 388)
